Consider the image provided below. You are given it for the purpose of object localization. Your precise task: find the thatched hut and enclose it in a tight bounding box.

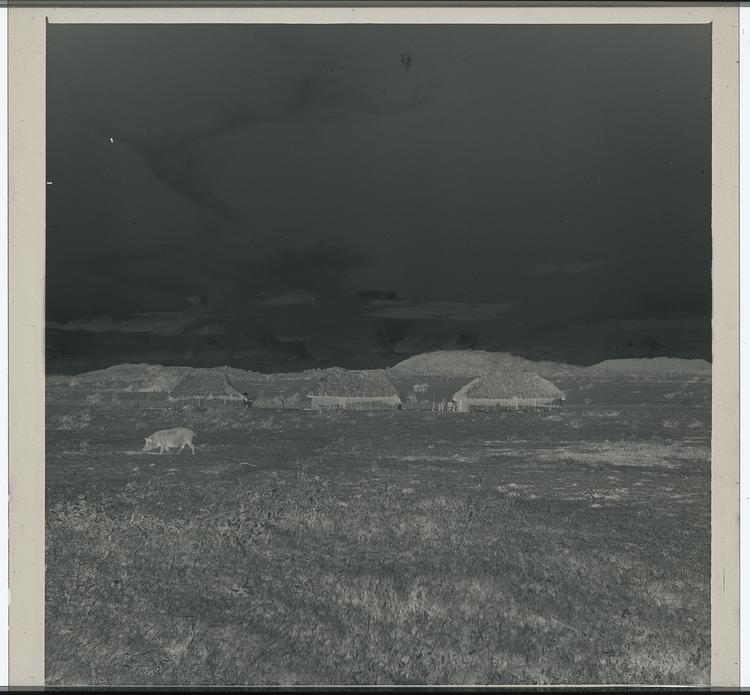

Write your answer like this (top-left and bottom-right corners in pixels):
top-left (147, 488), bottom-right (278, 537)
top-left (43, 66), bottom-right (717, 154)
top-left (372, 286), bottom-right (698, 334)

top-left (308, 368), bottom-right (402, 410)
top-left (452, 371), bottom-right (564, 412)
top-left (169, 372), bottom-right (245, 408)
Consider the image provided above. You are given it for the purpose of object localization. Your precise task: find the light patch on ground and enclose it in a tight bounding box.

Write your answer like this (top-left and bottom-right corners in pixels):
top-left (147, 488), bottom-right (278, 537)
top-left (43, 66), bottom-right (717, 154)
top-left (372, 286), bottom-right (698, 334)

top-left (534, 441), bottom-right (708, 469)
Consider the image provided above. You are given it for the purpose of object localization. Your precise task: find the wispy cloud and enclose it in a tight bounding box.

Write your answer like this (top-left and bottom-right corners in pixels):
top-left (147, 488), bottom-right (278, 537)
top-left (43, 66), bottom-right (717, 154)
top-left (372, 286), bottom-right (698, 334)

top-left (195, 323), bottom-right (225, 336)
top-left (355, 290), bottom-right (399, 302)
top-left (47, 312), bottom-right (198, 336)
top-left (274, 334), bottom-right (311, 343)
top-left (570, 313), bottom-right (709, 334)
top-left (535, 259), bottom-right (609, 274)
top-left (367, 299), bottom-right (517, 322)
top-left (392, 336), bottom-right (437, 354)
top-left (47, 308), bottom-right (222, 336)
top-left (255, 290), bottom-right (318, 307)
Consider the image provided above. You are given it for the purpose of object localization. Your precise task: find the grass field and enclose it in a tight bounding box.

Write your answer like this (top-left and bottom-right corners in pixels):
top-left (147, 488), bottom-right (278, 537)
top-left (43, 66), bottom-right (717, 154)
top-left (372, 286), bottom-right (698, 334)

top-left (45, 392), bottom-right (710, 685)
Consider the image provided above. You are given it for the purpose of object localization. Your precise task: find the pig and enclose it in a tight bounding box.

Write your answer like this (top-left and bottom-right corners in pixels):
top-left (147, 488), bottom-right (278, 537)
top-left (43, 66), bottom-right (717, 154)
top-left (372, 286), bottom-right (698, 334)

top-left (142, 427), bottom-right (197, 455)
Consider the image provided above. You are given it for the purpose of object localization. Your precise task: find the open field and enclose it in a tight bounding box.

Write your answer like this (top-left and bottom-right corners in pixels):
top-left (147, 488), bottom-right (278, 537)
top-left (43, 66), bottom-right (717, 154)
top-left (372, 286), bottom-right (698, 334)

top-left (46, 390), bottom-right (710, 685)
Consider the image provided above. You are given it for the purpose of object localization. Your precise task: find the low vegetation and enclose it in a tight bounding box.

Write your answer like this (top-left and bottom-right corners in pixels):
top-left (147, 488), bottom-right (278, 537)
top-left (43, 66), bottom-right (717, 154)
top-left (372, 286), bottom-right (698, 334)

top-left (46, 393), bottom-right (710, 686)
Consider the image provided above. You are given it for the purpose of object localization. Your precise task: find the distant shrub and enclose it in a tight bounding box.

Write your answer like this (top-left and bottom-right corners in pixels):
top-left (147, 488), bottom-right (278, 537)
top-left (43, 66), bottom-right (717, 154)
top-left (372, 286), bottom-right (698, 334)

top-left (663, 417), bottom-right (705, 430)
top-left (171, 401), bottom-right (199, 414)
top-left (591, 410), bottom-right (621, 419)
top-left (109, 394), bottom-right (121, 406)
top-left (316, 409), bottom-right (346, 420)
top-left (57, 410), bottom-right (93, 430)
top-left (85, 392), bottom-right (102, 405)
top-left (256, 416), bottom-right (278, 430)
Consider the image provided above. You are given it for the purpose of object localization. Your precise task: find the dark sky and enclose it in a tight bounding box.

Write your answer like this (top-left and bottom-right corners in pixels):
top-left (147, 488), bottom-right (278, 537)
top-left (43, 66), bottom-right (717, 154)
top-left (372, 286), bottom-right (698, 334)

top-left (46, 23), bottom-right (711, 374)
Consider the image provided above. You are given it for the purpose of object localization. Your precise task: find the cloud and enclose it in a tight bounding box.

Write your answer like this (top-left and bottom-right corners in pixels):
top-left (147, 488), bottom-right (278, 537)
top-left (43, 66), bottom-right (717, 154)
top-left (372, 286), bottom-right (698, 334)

top-left (262, 334), bottom-right (314, 362)
top-left (48, 313), bottom-right (193, 336)
top-left (392, 335), bottom-right (440, 354)
top-left (274, 334), bottom-right (312, 343)
top-left (367, 299), bottom-right (517, 322)
top-left (46, 307), bottom-right (220, 336)
top-left (569, 313), bottom-right (709, 334)
top-left (355, 290), bottom-right (399, 301)
top-left (255, 290), bottom-right (318, 307)
top-left (535, 259), bottom-right (609, 274)
top-left (195, 323), bottom-right (225, 336)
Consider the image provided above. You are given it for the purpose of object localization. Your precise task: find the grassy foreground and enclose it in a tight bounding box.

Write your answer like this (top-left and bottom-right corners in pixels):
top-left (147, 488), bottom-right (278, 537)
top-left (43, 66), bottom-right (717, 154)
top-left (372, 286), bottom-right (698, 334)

top-left (46, 404), bottom-right (710, 685)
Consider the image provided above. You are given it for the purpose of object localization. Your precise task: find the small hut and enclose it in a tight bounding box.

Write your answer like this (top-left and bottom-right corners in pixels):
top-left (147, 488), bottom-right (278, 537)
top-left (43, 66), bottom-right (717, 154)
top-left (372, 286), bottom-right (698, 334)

top-left (308, 368), bottom-right (402, 410)
top-left (452, 371), bottom-right (564, 412)
top-left (169, 372), bottom-right (245, 408)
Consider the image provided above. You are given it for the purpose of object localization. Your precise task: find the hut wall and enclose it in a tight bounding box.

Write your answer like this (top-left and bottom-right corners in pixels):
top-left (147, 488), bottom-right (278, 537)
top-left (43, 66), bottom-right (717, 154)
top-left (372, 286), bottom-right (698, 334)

top-left (169, 395), bottom-right (244, 408)
top-left (116, 392), bottom-right (170, 409)
top-left (310, 395), bottom-right (401, 410)
top-left (455, 397), bottom-right (560, 412)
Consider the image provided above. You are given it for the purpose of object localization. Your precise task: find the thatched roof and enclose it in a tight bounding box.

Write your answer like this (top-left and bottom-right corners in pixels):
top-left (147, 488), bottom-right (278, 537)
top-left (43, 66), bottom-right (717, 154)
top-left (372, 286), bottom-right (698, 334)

top-left (118, 391), bottom-right (169, 402)
top-left (455, 371), bottom-right (563, 400)
top-left (170, 372), bottom-right (244, 399)
top-left (226, 377), bottom-right (259, 398)
top-left (311, 368), bottom-right (399, 398)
